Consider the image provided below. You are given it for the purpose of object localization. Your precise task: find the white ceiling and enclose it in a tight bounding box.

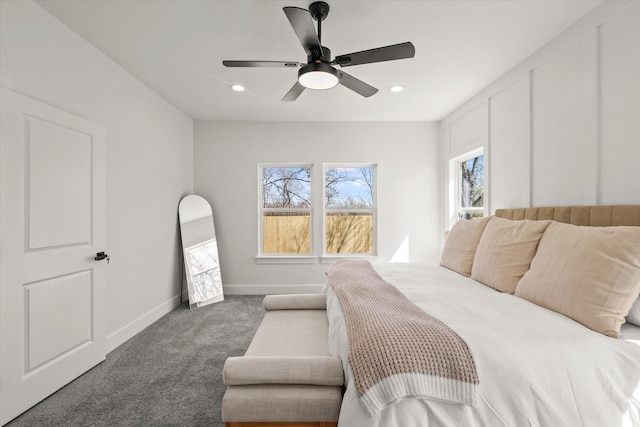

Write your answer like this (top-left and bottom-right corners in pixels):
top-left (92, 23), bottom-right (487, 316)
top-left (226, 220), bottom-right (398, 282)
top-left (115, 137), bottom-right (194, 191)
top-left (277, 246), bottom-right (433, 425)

top-left (35, 0), bottom-right (603, 122)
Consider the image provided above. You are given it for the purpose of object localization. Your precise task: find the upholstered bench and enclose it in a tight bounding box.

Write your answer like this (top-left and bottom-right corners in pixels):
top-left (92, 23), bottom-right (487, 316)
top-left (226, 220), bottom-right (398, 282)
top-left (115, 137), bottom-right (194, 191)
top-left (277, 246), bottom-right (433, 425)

top-left (221, 294), bottom-right (343, 427)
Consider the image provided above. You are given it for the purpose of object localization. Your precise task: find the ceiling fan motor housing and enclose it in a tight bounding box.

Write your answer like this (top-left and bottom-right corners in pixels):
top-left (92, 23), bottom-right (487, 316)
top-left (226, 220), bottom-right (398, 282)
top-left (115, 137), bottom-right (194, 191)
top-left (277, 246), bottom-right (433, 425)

top-left (308, 46), bottom-right (332, 64)
top-left (300, 45), bottom-right (339, 90)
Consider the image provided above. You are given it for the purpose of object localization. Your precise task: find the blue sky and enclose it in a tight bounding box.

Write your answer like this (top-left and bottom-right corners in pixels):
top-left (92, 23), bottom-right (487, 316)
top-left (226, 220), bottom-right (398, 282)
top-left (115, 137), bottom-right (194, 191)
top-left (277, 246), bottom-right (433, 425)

top-left (326, 167), bottom-right (373, 207)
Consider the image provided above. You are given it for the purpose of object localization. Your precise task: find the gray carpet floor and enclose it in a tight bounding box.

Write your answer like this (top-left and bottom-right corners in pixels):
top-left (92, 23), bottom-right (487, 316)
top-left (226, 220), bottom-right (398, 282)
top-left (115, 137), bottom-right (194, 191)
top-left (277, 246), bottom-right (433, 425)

top-left (7, 295), bottom-right (265, 427)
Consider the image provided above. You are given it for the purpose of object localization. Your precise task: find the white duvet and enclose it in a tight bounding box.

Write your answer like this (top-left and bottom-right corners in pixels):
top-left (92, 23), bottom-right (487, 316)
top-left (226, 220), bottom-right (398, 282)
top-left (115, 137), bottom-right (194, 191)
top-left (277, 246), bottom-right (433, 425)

top-left (326, 262), bottom-right (640, 427)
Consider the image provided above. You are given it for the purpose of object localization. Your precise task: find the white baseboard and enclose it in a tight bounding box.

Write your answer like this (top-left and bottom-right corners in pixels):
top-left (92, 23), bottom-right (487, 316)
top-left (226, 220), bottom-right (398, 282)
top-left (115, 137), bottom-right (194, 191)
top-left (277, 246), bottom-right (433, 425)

top-left (223, 284), bottom-right (325, 295)
top-left (105, 294), bottom-right (182, 353)
top-left (105, 285), bottom-right (323, 352)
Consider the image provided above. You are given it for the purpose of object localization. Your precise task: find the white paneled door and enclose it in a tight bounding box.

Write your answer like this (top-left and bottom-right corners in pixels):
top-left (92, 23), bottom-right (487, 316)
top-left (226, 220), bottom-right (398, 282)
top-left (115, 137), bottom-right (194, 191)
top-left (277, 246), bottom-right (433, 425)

top-left (0, 88), bottom-right (106, 425)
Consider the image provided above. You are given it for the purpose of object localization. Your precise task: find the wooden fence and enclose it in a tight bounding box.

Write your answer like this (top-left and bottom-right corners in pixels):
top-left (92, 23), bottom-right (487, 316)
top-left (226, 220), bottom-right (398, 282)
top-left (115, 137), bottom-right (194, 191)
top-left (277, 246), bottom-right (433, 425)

top-left (263, 213), bottom-right (372, 254)
top-left (262, 214), bottom-right (311, 254)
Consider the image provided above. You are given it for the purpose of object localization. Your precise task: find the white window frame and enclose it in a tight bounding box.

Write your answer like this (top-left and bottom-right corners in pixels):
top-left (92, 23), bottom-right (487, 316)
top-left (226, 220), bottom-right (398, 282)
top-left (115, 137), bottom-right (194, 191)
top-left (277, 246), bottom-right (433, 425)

top-left (256, 163), bottom-right (315, 264)
top-left (454, 148), bottom-right (485, 221)
top-left (321, 163), bottom-right (377, 262)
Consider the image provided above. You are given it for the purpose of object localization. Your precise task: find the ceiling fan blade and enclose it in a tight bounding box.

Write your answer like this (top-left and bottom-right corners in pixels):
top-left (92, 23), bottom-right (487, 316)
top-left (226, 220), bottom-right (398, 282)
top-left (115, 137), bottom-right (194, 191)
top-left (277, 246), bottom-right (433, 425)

top-left (223, 60), bottom-right (301, 68)
top-left (334, 42), bottom-right (415, 67)
top-left (337, 71), bottom-right (378, 98)
top-left (283, 7), bottom-right (323, 58)
top-left (282, 81), bottom-right (306, 102)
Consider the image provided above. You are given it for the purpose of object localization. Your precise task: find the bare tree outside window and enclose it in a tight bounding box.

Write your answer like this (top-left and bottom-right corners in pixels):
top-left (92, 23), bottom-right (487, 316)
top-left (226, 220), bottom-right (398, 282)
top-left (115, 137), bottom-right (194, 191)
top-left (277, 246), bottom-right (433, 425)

top-left (459, 154), bottom-right (484, 219)
top-left (263, 167), bottom-right (311, 208)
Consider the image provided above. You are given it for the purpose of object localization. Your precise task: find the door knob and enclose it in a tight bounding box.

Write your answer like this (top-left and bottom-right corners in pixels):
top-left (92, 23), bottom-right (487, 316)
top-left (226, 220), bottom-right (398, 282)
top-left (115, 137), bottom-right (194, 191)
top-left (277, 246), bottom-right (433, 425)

top-left (95, 252), bottom-right (110, 263)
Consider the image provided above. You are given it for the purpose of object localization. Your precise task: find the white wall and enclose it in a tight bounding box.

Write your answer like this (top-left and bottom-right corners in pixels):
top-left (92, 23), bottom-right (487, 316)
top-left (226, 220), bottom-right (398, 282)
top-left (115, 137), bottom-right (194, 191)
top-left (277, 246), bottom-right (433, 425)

top-left (194, 121), bottom-right (440, 294)
top-left (0, 1), bottom-right (194, 352)
top-left (440, 0), bottom-right (640, 227)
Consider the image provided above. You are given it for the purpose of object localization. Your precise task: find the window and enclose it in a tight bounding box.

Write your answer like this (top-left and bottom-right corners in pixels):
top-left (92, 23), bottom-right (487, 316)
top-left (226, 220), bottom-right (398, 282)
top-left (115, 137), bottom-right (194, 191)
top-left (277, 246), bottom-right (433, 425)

top-left (258, 163), bottom-right (377, 260)
top-left (456, 152), bottom-right (484, 220)
top-left (324, 166), bottom-right (376, 255)
top-left (260, 165), bottom-right (312, 255)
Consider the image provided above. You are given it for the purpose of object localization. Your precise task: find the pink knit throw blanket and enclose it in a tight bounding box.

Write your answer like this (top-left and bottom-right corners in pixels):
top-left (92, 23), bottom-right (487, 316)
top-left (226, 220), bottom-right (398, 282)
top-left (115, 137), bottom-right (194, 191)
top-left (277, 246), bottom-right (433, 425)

top-left (327, 259), bottom-right (479, 416)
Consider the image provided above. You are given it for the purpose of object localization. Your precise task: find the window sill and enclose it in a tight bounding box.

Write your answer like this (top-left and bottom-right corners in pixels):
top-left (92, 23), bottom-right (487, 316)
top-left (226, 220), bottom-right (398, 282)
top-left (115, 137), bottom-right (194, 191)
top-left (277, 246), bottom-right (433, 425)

top-left (255, 256), bottom-right (317, 265)
top-left (320, 255), bottom-right (378, 264)
top-left (255, 255), bottom-right (379, 265)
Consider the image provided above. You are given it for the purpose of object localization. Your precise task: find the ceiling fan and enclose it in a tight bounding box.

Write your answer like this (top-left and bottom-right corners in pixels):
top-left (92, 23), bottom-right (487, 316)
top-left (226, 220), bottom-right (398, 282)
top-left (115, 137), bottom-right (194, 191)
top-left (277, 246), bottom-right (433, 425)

top-left (222, 1), bottom-right (415, 101)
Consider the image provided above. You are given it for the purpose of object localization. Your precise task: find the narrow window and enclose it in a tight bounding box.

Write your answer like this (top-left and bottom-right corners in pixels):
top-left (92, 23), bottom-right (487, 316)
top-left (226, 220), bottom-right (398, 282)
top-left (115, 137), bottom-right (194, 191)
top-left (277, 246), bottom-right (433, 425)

top-left (324, 165), bottom-right (376, 255)
top-left (260, 165), bottom-right (312, 255)
top-left (457, 152), bottom-right (484, 219)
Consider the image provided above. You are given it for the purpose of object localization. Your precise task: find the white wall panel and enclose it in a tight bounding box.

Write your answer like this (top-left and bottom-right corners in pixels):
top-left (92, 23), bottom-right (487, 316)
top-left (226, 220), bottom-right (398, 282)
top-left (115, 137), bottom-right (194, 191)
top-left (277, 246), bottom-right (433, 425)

top-left (599, 2), bottom-right (640, 204)
top-left (488, 79), bottom-right (530, 211)
top-left (441, 1), bottom-right (637, 219)
top-left (449, 104), bottom-right (486, 156)
top-left (530, 36), bottom-right (597, 207)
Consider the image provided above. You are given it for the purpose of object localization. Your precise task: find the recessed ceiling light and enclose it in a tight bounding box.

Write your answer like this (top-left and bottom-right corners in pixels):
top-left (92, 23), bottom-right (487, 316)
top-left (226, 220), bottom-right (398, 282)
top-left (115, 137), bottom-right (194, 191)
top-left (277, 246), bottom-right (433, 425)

top-left (390, 85), bottom-right (403, 93)
top-left (231, 84), bottom-right (245, 92)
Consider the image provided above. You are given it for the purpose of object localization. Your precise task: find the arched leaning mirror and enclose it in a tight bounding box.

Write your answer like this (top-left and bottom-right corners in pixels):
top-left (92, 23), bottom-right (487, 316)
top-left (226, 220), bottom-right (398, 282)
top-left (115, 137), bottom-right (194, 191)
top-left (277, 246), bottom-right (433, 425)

top-left (178, 195), bottom-right (223, 308)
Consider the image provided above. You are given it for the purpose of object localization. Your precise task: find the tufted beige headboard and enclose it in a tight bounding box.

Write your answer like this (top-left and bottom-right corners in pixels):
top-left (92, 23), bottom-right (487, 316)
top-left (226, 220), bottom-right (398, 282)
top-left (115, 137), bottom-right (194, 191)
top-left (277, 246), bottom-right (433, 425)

top-left (494, 205), bottom-right (640, 226)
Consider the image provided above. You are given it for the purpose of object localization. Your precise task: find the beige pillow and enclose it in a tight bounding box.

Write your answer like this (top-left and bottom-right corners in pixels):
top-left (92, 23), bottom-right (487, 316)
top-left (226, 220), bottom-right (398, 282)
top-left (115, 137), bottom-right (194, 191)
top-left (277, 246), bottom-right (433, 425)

top-left (440, 217), bottom-right (491, 276)
top-left (471, 217), bottom-right (551, 293)
top-left (515, 222), bottom-right (640, 338)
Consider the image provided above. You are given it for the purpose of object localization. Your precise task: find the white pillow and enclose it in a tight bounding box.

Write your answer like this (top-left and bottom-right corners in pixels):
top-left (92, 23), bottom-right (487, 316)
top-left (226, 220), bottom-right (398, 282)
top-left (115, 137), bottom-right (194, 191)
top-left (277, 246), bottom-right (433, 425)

top-left (628, 297), bottom-right (640, 326)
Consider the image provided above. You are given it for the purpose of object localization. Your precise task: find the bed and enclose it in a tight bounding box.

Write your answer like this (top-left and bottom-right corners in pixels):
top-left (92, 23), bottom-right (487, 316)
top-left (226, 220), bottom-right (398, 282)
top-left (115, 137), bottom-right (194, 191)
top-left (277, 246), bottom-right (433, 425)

top-left (324, 205), bottom-right (640, 427)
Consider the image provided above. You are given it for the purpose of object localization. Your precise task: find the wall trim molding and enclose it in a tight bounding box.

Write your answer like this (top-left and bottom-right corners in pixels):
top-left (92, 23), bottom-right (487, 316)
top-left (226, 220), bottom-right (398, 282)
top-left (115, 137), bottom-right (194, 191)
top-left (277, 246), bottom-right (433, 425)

top-left (223, 284), bottom-right (325, 295)
top-left (105, 294), bottom-right (182, 353)
top-left (440, 0), bottom-right (634, 128)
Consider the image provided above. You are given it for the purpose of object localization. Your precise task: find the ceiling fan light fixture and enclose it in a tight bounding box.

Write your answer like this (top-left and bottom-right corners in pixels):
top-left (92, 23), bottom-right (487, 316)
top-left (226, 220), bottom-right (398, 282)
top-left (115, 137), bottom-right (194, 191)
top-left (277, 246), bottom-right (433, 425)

top-left (298, 63), bottom-right (339, 90)
top-left (230, 84), bottom-right (245, 92)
